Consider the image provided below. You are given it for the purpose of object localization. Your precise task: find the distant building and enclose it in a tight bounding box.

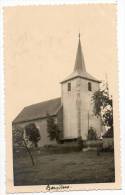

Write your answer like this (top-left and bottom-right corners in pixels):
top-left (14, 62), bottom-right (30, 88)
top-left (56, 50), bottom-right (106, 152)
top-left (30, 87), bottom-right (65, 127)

top-left (12, 35), bottom-right (102, 146)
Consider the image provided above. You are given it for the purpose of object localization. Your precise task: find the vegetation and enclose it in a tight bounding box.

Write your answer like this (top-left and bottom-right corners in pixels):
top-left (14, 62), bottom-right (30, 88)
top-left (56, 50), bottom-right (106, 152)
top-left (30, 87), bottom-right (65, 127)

top-left (44, 143), bottom-right (81, 153)
top-left (77, 136), bottom-right (83, 150)
top-left (13, 127), bottom-right (35, 166)
top-left (47, 113), bottom-right (60, 142)
top-left (25, 123), bottom-right (41, 148)
top-left (13, 151), bottom-right (115, 185)
top-left (87, 127), bottom-right (97, 140)
top-left (92, 81), bottom-right (113, 137)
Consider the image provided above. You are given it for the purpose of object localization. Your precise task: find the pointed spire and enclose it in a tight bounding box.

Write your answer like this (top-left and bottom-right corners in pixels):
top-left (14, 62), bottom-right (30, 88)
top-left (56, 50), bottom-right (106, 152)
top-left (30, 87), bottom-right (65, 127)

top-left (74, 33), bottom-right (86, 73)
top-left (60, 34), bottom-right (100, 84)
top-left (78, 32), bottom-right (80, 39)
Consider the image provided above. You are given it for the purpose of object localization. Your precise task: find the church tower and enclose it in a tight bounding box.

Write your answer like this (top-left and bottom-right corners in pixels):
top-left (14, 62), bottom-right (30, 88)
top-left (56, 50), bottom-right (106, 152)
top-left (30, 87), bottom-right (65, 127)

top-left (61, 34), bottom-right (102, 140)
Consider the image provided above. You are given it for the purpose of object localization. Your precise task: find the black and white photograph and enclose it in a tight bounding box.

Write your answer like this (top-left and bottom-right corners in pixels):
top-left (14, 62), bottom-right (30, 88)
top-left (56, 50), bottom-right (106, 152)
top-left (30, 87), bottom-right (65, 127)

top-left (4, 4), bottom-right (121, 192)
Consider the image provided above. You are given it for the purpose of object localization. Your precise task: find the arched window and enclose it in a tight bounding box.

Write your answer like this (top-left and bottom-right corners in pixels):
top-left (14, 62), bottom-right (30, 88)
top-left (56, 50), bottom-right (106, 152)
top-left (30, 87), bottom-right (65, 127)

top-left (88, 82), bottom-right (92, 91)
top-left (68, 82), bottom-right (71, 91)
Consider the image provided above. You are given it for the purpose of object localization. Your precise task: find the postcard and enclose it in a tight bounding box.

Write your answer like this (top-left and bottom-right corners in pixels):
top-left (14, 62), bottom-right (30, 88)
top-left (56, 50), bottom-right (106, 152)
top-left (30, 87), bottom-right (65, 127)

top-left (4, 3), bottom-right (121, 193)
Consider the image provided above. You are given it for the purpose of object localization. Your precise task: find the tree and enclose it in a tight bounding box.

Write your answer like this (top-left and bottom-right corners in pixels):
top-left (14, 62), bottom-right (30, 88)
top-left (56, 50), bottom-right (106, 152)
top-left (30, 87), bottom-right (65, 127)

top-left (13, 127), bottom-right (24, 148)
top-left (47, 114), bottom-right (60, 142)
top-left (92, 81), bottom-right (113, 136)
top-left (13, 127), bottom-right (35, 166)
top-left (25, 123), bottom-right (41, 148)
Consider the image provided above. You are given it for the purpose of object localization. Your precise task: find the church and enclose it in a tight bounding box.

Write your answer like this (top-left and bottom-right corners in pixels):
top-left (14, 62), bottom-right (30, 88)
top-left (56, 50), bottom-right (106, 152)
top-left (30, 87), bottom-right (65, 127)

top-left (12, 35), bottom-right (102, 146)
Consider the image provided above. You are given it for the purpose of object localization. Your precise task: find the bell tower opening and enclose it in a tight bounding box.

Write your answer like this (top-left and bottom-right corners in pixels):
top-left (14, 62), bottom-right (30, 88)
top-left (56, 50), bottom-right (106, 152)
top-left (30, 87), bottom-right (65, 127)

top-left (88, 82), bottom-right (92, 91)
top-left (67, 82), bottom-right (71, 91)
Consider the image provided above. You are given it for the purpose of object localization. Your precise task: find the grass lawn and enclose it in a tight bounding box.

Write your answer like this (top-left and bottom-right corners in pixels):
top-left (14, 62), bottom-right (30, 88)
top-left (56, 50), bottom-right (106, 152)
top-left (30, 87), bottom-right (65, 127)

top-left (13, 151), bottom-right (115, 186)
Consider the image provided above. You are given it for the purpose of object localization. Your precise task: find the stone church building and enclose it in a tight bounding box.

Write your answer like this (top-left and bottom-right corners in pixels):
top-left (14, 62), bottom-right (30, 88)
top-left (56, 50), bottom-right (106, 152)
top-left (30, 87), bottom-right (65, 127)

top-left (12, 35), bottom-right (102, 146)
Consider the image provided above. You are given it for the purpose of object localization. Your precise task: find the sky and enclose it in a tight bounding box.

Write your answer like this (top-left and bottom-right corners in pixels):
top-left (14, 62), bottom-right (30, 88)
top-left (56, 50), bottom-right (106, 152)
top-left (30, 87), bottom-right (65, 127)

top-left (4, 4), bottom-right (117, 123)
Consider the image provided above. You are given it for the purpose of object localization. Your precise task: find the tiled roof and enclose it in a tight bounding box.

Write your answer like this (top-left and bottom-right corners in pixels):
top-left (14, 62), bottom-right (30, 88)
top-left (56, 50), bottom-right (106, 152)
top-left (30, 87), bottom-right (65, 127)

top-left (13, 97), bottom-right (61, 124)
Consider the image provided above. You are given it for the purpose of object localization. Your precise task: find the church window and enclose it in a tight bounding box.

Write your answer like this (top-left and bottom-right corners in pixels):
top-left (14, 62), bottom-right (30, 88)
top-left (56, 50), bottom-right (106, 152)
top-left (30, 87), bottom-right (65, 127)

top-left (88, 82), bottom-right (92, 91)
top-left (68, 82), bottom-right (71, 91)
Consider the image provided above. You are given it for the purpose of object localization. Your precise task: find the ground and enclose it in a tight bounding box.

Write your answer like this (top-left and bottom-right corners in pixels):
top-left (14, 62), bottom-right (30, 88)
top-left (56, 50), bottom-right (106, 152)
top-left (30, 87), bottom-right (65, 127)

top-left (13, 150), bottom-right (115, 186)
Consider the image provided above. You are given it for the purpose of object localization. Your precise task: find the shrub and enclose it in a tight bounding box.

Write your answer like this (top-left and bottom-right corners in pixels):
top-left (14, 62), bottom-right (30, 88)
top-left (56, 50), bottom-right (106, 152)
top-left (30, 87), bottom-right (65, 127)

top-left (102, 138), bottom-right (114, 152)
top-left (77, 136), bottom-right (83, 150)
top-left (43, 143), bottom-right (81, 154)
top-left (87, 127), bottom-right (97, 140)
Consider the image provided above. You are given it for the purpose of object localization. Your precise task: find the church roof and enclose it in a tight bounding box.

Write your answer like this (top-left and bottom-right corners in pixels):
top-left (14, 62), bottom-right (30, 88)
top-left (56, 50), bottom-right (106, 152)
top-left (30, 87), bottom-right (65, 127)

top-left (13, 97), bottom-right (61, 124)
top-left (61, 34), bottom-right (100, 84)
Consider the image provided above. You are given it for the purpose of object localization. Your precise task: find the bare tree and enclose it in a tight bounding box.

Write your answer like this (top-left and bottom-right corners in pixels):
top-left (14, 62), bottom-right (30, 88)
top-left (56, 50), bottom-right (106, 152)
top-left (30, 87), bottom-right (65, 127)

top-left (13, 127), bottom-right (35, 166)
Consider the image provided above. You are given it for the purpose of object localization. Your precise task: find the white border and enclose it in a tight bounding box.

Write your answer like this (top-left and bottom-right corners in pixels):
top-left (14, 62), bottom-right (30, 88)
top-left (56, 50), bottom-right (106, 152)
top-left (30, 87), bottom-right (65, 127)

top-left (117, 0), bottom-right (125, 191)
top-left (0, 0), bottom-right (125, 195)
top-left (1, 0), bottom-right (117, 6)
top-left (0, 5), bottom-right (6, 195)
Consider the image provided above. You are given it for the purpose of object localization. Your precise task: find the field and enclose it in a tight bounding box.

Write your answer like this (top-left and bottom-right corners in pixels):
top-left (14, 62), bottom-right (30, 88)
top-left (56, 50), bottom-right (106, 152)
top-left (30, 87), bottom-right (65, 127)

top-left (13, 150), bottom-right (115, 186)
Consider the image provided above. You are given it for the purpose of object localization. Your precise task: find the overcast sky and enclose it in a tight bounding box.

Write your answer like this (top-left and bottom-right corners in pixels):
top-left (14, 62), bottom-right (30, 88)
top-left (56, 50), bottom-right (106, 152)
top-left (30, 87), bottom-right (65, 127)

top-left (4, 4), bottom-right (117, 123)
